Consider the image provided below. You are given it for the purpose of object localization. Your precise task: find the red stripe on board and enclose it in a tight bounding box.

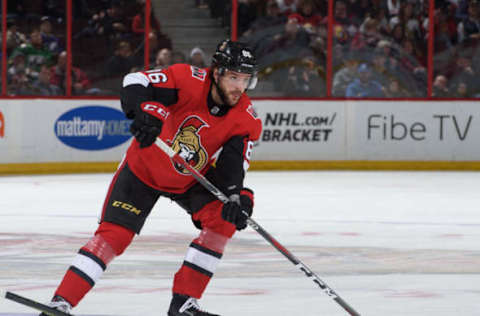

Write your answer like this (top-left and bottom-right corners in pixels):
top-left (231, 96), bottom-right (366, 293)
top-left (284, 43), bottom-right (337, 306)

top-left (66, 0), bottom-right (72, 96)
top-left (144, 0), bottom-right (151, 71)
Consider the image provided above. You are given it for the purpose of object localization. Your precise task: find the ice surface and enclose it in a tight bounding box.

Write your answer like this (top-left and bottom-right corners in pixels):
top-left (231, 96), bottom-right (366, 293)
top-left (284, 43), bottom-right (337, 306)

top-left (1, 171), bottom-right (479, 315)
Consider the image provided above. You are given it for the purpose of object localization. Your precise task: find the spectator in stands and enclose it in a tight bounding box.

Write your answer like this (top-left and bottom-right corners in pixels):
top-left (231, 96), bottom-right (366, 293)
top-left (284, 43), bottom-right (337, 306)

top-left (349, 0), bottom-right (371, 26)
top-left (370, 0), bottom-right (388, 13)
top-left (189, 47), bottom-right (207, 68)
top-left (333, 0), bottom-right (350, 26)
top-left (296, 0), bottom-right (322, 29)
top-left (51, 51), bottom-right (94, 95)
top-left (309, 25), bottom-right (327, 62)
top-left (346, 63), bottom-right (385, 97)
top-left (332, 0), bottom-right (356, 47)
top-left (9, 29), bottom-right (55, 78)
top-left (131, 2), bottom-right (172, 49)
top-left (370, 50), bottom-right (390, 89)
top-left (31, 64), bottom-right (62, 96)
top-left (135, 31), bottom-right (173, 70)
top-left (6, 18), bottom-right (27, 55)
top-left (103, 0), bottom-right (129, 40)
top-left (384, 78), bottom-right (409, 97)
top-left (276, 0), bottom-right (297, 16)
top-left (389, 2), bottom-right (422, 41)
top-left (284, 55), bottom-right (325, 96)
top-left (432, 74), bottom-right (450, 97)
top-left (262, 13), bottom-right (311, 60)
top-left (131, 3), bottom-right (162, 35)
top-left (351, 17), bottom-right (382, 57)
top-left (434, 4), bottom-right (458, 53)
top-left (456, 0), bottom-right (471, 21)
top-left (238, 0), bottom-right (260, 36)
top-left (243, 0), bottom-right (286, 37)
top-left (390, 23), bottom-right (405, 46)
top-left (105, 41), bottom-right (139, 77)
top-left (332, 52), bottom-right (359, 96)
top-left (7, 50), bottom-right (33, 95)
top-left (400, 38), bottom-right (426, 72)
top-left (457, 0), bottom-right (480, 44)
top-left (153, 48), bottom-right (172, 69)
top-left (40, 16), bottom-right (62, 55)
top-left (452, 81), bottom-right (471, 98)
top-left (449, 53), bottom-right (478, 94)
top-left (75, 0), bottom-right (129, 43)
top-left (373, 6), bottom-right (391, 36)
top-left (386, 0), bottom-right (401, 17)
top-left (172, 50), bottom-right (187, 64)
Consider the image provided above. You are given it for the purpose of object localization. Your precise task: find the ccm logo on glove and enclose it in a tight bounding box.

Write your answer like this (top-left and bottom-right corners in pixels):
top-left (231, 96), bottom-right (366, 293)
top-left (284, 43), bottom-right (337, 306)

top-left (141, 102), bottom-right (170, 120)
top-left (130, 101), bottom-right (170, 148)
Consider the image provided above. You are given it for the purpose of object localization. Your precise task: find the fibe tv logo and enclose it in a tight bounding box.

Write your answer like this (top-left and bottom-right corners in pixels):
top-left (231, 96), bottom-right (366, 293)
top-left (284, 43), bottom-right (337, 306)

top-left (55, 105), bottom-right (131, 150)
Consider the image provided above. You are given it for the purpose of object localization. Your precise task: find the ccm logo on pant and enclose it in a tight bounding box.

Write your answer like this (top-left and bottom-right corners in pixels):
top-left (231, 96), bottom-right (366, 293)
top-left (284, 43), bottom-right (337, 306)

top-left (112, 200), bottom-right (142, 215)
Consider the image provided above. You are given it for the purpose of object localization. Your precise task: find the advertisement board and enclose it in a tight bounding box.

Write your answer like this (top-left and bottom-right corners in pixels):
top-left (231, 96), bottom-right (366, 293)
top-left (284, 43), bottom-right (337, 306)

top-left (252, 100), bottom-right (480, 162)
top-left (0, 100), bottom-right (132, 164)
top-left (0, 99), bottom-right (479, 173)
top-left (253, 100), bottom-right (345, 160)
top-left (347, 100), bottom-right (480, 160)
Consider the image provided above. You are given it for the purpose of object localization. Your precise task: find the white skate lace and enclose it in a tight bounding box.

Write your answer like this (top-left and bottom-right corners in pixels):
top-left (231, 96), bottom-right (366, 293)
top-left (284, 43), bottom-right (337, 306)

top-left (179, 297), bottom-right (206, 314)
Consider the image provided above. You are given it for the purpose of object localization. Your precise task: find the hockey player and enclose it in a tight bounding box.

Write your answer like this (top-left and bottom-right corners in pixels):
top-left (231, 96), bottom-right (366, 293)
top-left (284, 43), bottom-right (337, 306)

top-left (40, 39), bottom-right (261, 316)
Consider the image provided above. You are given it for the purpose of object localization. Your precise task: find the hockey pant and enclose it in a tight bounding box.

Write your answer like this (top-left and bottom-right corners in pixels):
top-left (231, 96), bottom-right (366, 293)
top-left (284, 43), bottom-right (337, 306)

top-left (53, 163), bottom-right (237, 307)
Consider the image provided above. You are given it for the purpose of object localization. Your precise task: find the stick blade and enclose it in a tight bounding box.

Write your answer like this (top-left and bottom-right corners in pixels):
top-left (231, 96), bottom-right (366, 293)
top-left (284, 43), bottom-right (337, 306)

top-left (4, 292), bottom-right (72, 316)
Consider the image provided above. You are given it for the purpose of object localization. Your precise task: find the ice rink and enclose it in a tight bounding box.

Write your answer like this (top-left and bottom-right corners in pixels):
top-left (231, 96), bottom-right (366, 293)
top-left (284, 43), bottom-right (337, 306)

top-left (1, 170), bottom-right (479, 315)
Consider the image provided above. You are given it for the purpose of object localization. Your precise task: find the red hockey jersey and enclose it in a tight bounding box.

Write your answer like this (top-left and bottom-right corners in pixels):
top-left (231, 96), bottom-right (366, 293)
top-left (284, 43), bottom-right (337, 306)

top-left (122, 64), bottom-right (262, 194)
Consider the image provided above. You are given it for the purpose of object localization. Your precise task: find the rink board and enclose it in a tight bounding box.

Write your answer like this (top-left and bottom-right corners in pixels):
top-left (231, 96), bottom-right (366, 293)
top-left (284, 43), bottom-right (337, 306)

top-left (1, 99), bottom-right (480, 173)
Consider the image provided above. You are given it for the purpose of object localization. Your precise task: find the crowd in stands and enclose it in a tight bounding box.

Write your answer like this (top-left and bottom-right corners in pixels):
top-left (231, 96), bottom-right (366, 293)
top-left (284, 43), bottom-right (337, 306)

top-left (433, 0), bottom-right (480, 97)
top-left (1, 0), bottom-right (480, 98)
top-left (238, 0), bottom-right (429, 97)
top-left (235, 0), bottom-right (480, 98)
top-left (3, 0), bottom-right (169, 96)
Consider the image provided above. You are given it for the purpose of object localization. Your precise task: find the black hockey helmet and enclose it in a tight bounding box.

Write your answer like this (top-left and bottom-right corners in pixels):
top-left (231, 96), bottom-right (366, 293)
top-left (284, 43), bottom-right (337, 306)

top-left (211, 39), bottom-right (258, 89)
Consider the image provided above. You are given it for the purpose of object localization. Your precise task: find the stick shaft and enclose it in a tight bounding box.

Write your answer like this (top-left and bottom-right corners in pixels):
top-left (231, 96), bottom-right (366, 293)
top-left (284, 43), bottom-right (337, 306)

top-left (155, 138), bottom-right (361, 315)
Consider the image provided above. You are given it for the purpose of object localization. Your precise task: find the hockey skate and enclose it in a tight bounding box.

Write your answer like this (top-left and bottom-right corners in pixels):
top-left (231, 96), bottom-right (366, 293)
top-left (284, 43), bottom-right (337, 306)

top-left (168, 293), bottom-right (220, 316)
top-left (39, 295), bottom-right (72, 315)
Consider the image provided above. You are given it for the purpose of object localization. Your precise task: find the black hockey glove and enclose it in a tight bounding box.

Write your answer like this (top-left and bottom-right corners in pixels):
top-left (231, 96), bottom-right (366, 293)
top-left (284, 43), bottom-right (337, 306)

top-left (221, 188), bottom-right (254, 231)
top-left (130, 101), bottom-right (170, 148)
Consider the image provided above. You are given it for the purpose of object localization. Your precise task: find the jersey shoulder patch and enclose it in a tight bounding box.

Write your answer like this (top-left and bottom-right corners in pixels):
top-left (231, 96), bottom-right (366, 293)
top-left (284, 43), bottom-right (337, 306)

top-left (246, 103), bottom-right (259, 119)
top-left (170, 63), bottom-right (206, 81)
top-left (237, 99), bottom-right (262, 141)
top-left (191, 66), bottom-right (207, 81)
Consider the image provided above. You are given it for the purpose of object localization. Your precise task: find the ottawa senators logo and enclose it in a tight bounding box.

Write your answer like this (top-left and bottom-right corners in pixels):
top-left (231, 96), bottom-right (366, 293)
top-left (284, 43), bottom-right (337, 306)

top-left (169, 116), bottom-right (209, 174)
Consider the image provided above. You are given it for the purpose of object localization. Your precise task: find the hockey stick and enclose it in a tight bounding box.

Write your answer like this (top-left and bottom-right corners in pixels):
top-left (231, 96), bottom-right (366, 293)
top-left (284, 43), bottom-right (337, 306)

top-left (4, 291), bottom-right (73, 316)
top-left (155, 138), bottom-right (361, 316)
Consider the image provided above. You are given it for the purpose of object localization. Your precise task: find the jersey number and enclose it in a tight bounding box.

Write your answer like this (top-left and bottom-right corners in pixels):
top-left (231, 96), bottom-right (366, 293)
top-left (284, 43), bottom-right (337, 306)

top-left (245, 141), bottom-right (254, 161)
top-left (146, 70), bottom-right (167, 83)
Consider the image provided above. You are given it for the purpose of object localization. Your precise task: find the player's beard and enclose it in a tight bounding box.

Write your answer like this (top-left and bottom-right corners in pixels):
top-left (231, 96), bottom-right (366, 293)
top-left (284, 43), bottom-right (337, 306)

top-left (217, 79), bottom-right (242, 107)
